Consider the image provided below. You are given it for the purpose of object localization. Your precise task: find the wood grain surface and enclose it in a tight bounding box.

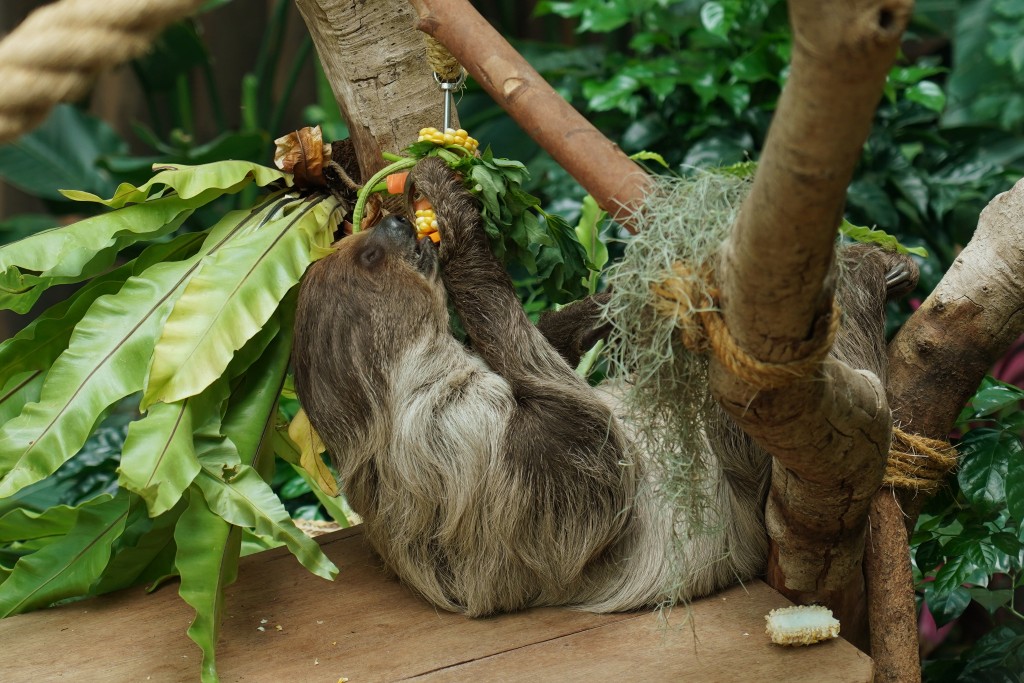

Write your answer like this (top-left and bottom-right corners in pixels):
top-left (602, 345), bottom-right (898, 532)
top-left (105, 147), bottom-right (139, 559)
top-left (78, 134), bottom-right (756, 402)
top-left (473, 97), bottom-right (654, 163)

top-left (0, 526), bottom-right (872, 682)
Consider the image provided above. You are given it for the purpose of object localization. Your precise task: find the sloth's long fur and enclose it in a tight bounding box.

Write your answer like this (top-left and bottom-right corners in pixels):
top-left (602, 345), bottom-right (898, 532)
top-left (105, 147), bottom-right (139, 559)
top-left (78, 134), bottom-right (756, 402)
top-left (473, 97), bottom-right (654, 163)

top-left (293, 157), bottom-right (913, 616)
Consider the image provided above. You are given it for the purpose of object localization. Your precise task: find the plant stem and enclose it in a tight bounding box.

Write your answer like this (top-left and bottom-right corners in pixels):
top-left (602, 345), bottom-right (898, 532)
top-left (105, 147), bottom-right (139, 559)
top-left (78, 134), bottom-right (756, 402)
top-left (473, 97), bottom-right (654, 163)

top-left (350, 157), bottom-right (417, 232)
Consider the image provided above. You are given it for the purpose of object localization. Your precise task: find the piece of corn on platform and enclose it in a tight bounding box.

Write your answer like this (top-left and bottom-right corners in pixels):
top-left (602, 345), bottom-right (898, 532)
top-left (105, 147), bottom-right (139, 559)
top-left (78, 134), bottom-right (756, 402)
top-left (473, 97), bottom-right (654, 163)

top-left (764, 605), bottom-right (840, 646)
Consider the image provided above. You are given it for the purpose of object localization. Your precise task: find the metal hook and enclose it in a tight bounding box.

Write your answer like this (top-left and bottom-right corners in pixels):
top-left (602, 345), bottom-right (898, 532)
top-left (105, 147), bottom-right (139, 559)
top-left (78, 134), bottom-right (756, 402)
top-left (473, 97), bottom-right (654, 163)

top-left (434, 71), bottom-right (467, 131)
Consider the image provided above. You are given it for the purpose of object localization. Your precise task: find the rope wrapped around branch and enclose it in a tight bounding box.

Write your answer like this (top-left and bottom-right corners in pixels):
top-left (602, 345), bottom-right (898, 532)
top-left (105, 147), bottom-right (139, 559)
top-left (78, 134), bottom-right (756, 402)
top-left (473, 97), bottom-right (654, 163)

top-left (0, 0), bottom-right (205, 144)
top-left (650, 262), bottom-right (841, 391)
top-left (884, 428), bottom-right (958, 493)
top-left (650, 262), bottom-right (958, 492)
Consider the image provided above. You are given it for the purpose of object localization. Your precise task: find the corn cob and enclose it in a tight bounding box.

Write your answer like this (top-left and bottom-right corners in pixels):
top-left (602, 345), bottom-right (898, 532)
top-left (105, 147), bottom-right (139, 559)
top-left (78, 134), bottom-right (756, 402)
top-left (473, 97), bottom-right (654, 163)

top-left (415, 206), bottom-right (441, 243)
top-left (418, 127), bottom-right (479, 153)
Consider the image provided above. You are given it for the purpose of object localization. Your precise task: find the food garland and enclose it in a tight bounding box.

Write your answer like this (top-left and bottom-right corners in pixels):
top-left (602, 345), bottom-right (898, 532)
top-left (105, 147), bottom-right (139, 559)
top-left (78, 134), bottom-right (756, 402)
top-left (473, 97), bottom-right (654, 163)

top-left (352, 126), bottom-right (591, 303)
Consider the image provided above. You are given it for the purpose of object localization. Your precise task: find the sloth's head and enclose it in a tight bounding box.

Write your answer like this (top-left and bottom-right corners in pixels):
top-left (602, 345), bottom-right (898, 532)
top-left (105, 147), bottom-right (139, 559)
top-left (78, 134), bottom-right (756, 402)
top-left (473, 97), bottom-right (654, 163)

top-left (293, 214), bottom-right (449, 444)
top-left (297, 215), bottom-right (448, 358)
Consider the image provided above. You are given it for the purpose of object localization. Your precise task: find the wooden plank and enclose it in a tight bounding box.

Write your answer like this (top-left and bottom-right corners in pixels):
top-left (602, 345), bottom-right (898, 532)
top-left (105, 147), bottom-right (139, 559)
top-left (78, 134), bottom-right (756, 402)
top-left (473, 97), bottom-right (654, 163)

top-left (413, 586), bottom-right (873, 682)
top-left (0, 527), bottom-right (872, 682)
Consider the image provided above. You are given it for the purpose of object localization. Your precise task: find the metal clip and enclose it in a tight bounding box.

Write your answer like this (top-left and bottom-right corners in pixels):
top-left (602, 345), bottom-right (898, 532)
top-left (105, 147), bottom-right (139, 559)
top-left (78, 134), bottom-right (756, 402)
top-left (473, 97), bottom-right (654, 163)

top-left (434, 71), bottom-right (466, 132)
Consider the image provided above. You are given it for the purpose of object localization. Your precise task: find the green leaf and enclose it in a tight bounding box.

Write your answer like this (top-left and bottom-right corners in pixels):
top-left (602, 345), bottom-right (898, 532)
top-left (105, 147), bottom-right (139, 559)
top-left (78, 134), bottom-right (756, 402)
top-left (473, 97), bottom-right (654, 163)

top-left (968, 587), bottom-right (1014, 614)
top-left (958, 429), bottom-right (1013, 511)
top-left (0, 503), bottom-right (79, 542)
top-left (839, 219), bottom-right (929, 257)
top-left (970, 385), bottom-right (1024, 416)
top-left (933, 552), bottom-right (991, 595)
top-left (0, 492), bottom-right (129, 617)
top-left (629, 150), bottom-right (670, 168)
top-left (915, 538), bottom-right (945, 574)
top-left (905, 80), bottom-right (947, 113)
top-left (0, 202), bottom-right (276, 498)
top-left (0, 105), bottom-right (126, 201)
top-left (925, 584), bottom-right (972, 626)
top-left (700, 2), bottom-right (729, 36)
top-left (93, 501), bottom-right (183, 594)
top-left (144, 195), bottom-right (338, 407)
top-left (0, 195), bottom-right (198, 312)
top-left (0, 232), bottom-right (204, 391)
top-left (61, 161), bottom-right (291, 209)
top-left (119, 309), bottom-right (283, 518)
top-left (195, 464), bottom-right (337, 580)
top-left (175, 486), bottom-right (240, 683)
top-left (118, 401), bottom-right (202, 517)
top-left (1005, 445), bottom-right (1024, 523)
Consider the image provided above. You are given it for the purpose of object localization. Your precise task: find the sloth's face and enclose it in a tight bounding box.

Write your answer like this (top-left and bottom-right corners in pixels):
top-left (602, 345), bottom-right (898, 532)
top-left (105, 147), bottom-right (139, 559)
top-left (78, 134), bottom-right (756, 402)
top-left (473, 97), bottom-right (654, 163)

top-left (301, 215), bottom-right (449, 349)
top-left (353, 215), bottom-right (440, 283)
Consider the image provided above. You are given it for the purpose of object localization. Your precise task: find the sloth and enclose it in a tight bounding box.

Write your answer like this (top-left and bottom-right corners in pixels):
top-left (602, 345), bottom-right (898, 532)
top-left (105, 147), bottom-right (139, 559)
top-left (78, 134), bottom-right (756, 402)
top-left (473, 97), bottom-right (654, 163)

top-left (293, 157), bottom-right (915, 617)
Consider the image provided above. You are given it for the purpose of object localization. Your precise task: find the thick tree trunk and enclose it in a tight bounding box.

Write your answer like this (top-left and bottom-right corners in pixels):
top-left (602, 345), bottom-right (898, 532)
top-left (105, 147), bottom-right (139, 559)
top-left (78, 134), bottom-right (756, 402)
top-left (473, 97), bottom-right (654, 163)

top-left (294, 0), bottom-right (444, 181)
top-left (866, 177), bottom-right (1024, 682)
top-left (711, 0), bottom-right (912, 650)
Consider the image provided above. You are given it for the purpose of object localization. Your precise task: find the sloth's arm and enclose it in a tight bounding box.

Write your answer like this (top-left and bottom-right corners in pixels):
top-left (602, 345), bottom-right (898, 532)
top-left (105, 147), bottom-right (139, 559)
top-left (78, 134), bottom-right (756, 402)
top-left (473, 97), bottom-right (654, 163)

top-left (411, 157), bottom-right (577, 385)
top-left (535, 293), bottom-right (612, 368)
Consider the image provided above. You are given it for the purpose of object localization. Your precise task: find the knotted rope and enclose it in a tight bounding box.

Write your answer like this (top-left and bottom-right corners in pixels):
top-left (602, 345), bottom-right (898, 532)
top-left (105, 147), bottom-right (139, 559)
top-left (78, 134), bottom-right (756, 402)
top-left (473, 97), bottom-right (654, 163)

top-left (650, 262), bottom-right (958, 491)
top-left (650, 262), bottom-right (841, 391)
top-left (422, 34), bottom-right (463, 81)
top-left (884, 428), bottom-right (958, 492)
top-left (0, 0), bottom-right (205, 144)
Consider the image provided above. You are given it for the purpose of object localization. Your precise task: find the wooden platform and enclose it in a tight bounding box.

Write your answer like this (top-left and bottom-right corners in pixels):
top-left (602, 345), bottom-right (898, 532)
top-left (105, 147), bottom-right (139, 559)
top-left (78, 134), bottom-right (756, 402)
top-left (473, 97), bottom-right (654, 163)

top-left (0, 526), bottom-right (872, 682)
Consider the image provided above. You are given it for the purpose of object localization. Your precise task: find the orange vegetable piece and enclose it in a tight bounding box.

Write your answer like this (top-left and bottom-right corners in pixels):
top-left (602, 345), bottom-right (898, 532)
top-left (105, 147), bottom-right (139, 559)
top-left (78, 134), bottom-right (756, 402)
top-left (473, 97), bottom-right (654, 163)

top-left (386, 171), bottom-right (409, 194)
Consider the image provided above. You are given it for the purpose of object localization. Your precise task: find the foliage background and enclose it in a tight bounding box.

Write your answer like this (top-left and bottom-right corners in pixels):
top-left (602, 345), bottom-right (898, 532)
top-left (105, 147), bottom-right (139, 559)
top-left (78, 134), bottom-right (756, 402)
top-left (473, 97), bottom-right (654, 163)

top-left (1, 0), bottom-right (1023, 679)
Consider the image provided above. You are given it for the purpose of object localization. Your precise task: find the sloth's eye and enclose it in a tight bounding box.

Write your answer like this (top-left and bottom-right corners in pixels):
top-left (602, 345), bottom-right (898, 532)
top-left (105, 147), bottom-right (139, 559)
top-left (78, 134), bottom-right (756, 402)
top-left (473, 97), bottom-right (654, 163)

top-left (360, 245), bottom-right (384, 269)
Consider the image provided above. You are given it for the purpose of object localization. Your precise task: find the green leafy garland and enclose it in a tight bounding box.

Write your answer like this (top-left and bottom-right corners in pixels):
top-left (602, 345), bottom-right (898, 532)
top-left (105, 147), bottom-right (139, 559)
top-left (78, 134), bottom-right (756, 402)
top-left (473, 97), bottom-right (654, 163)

top-left (357, 138), bottom-right (592, 303)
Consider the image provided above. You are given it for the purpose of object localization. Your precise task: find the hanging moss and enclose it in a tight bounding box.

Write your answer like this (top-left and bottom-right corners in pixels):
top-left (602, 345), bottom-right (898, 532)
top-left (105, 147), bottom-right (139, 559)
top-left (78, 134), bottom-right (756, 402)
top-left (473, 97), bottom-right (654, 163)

top-left (603, 171), bottom-right (753, 541)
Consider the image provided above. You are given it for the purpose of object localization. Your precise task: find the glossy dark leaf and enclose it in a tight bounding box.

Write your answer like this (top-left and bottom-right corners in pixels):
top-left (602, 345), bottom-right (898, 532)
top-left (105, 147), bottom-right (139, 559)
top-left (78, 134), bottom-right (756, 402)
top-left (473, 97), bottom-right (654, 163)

top-left (0, 105), bottom-right (126, 201)
top-left (958, 429), bottom-right (1011, 511)
top-left (924, 584), bottom-right (972, 626)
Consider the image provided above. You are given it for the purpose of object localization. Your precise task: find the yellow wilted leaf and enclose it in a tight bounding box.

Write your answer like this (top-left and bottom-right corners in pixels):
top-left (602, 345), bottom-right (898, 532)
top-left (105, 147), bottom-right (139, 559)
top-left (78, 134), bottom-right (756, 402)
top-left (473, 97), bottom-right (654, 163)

top-left (287, 408), bottom-right (338, 497)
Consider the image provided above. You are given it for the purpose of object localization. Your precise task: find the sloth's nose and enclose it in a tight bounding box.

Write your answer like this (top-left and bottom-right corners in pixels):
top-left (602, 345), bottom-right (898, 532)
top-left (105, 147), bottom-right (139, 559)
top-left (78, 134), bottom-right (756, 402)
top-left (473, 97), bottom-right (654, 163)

top-left (375, 215), bottom-right (415, 242)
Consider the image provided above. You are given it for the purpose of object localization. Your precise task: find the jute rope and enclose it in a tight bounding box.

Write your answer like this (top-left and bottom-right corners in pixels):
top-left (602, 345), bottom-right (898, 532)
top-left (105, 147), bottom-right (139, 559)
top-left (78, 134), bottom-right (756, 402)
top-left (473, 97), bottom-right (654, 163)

top-left (423, 34), bottom-right (463, 81)
top-left (884, 428), bottom-right (957, 492)
top-left (651, 262), bottom-right (841, 391)
top-left (0, 0), bottom-right (205, 144)
top-left (651, 262), bottom-right (957, 492)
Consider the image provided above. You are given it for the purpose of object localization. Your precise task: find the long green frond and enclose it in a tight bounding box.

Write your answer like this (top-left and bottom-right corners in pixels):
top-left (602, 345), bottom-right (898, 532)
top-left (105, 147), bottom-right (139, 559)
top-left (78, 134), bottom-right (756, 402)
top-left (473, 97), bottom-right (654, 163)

top-left (0, 492), bottom-right (129, 617)
top-left (61, 161), bottom-right (291, 208)
top-left (174, 487), bottom-right (240, 683)
top-left (195, 464), bottom-right (337, 580)
top-left (144, 196), bottom-right (338, 407)
top-left (0, 202), bottom-right (283, 498)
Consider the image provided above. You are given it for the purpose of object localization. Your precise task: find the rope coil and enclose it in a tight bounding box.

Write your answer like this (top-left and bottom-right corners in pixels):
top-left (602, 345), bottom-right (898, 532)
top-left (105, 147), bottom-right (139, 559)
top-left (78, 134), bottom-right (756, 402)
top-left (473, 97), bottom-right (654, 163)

top-left (0, 0), bottom-right (206, 144)
top-left (423, 34), bottom-right (463, 82)
top-left (884, 428), bottom-right (958, 492)
top-left (650, 262), bottom-right (840, 391)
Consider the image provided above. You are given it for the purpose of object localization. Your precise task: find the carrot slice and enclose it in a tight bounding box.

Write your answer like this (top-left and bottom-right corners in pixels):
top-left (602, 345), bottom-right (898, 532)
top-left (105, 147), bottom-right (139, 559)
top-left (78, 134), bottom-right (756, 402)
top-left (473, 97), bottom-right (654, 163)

top-left (386, 171), bottom-right (409, 194)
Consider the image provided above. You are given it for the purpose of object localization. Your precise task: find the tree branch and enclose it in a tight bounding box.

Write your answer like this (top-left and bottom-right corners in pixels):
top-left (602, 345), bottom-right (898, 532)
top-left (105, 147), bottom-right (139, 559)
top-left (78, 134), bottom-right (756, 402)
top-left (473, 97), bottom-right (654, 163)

top-left (295, 0), bottom-right (444, 181)
top-left (866, 176), bottom-right (1024, 682)
top-left (406, 0), bottom-right (650, 228)
top-left (712, 0), bottom-right (912, 649)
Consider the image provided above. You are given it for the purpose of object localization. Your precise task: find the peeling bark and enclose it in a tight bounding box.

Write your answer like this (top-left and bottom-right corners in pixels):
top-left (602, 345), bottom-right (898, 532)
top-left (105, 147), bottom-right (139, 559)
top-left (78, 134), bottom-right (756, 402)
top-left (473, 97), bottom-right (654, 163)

top-left (294, 0), bottom-right (445, 181)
